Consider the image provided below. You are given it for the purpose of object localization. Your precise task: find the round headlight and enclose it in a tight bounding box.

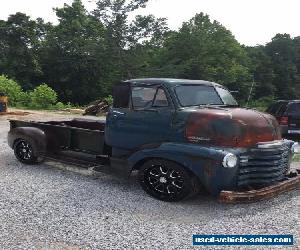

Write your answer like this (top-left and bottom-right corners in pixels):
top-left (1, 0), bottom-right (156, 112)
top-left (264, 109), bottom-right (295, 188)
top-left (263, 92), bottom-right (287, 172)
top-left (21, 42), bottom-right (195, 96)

top-left (291, 142), bottom-right (300, 154)
top-left (222, 153), bottom-right (238, 168)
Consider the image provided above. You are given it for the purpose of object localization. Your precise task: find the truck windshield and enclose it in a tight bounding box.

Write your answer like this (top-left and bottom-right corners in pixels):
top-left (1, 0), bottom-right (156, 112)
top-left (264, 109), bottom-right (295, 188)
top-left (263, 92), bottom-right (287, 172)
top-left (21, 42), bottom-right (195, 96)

top-left (175, 85), bottom-right (238, 107)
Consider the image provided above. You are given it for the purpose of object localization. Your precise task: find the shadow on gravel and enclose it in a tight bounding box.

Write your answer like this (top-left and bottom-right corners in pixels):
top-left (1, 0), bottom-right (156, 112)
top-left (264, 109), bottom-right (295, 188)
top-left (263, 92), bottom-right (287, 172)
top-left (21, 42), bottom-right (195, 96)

top-left (3, 154), bottom-right (299, 223)
top-left (16, 159), bottom-right (300, 202)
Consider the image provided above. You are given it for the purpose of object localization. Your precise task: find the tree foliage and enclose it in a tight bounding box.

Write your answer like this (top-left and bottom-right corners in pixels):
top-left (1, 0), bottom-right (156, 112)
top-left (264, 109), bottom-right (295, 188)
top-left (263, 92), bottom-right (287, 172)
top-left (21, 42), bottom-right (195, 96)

top-left (152, 13), bottom-right (252, 99)
top-left (0, 0), bottom-right (299, 105)
top-left (39, 0), bottom-right (108, 104)
top-left (0, 75), bottom-right (58, 108)
top-left (247, 34), bottom-right (300, 100)
top-left (0, 75), bottom-right (23, 106)
top-left (0, 13), bottom-right (46, 90)
top-left (29, 83), bottom-right (58, 108)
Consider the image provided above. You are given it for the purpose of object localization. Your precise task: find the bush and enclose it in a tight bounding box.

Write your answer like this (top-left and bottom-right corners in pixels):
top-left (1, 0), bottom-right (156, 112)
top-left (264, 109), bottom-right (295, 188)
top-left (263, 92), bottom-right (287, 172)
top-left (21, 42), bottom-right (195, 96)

top-left (0, 75), bottom-right (24, 106)
top-left (55, 102), bottom-right (65, 110)
top-left (0, 76), bottom-right (65, 110)
top-left (29, 84), bottom-right (58, 109)
top-left (104, 95), bottom-right (113, 106)
top-left (16, 91), bottom-right (31, 107)
top-left (246, 96), bottom-right (276, 111)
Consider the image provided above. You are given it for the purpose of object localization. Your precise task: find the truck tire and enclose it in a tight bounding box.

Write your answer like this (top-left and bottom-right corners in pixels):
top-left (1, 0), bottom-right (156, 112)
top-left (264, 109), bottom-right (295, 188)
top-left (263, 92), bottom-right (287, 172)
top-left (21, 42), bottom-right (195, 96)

top-left (138, 159), bottom-right (199, 202)
top-left (14, 139), bottom-right (38, 164)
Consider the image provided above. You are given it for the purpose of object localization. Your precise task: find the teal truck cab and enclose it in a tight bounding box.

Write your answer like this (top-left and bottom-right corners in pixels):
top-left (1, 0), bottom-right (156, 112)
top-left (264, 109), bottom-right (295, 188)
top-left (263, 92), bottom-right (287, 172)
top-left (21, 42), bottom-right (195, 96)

top-left (8, 78), bottom-right (300, 203)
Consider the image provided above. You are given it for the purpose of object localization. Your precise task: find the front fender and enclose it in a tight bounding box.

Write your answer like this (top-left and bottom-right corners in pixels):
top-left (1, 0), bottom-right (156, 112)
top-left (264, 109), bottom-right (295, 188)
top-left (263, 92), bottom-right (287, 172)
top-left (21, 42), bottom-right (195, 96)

top-left (8, 127), bottom-right (47, 157)
top-left (128, 142), bottom-right (239, 195)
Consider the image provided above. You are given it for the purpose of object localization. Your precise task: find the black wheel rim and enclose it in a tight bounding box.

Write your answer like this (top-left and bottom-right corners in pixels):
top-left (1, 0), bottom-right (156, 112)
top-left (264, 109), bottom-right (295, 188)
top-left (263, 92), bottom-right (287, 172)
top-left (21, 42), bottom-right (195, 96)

top-left (16, 141), bottom-right (34, 161)
top-left (144, 164), bottom-right (185, 197)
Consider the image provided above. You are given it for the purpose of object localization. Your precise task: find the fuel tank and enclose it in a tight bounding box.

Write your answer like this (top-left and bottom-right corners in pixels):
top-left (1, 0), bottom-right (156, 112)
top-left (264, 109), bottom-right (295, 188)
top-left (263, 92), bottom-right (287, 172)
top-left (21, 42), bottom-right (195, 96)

top-left (185, 108), bottom-right (282, 148)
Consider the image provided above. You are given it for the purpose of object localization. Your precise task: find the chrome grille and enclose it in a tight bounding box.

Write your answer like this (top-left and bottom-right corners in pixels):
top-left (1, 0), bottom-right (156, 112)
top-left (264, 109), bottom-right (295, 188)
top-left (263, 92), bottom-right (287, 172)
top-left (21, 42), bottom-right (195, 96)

top-left (238, 144), bottom-right (290, 187)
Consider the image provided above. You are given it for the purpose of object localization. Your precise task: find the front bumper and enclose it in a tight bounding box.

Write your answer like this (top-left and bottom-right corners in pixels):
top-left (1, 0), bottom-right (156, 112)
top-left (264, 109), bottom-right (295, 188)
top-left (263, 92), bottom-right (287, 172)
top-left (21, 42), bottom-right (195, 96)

top-left (218, 169), bottom-right (300, 203)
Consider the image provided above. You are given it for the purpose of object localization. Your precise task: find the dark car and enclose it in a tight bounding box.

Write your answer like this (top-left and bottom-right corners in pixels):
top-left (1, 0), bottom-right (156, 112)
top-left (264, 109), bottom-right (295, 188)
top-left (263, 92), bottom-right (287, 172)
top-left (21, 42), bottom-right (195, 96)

top-left (266, 100), bottom-right (300, 138)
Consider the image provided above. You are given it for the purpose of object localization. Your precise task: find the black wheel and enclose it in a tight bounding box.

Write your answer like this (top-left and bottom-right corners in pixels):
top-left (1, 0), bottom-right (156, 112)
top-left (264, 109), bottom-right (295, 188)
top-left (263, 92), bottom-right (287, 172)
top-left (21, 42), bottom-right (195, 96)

top-left (14, 139), bottom-right (38, 164)
top-left (139, 159), bottom-right (199, 202)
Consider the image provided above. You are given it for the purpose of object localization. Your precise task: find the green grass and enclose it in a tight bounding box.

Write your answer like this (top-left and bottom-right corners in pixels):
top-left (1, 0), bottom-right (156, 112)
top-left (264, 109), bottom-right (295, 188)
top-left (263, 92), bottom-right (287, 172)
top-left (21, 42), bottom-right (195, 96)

top-left (293, 154), bottom-right (300, 162)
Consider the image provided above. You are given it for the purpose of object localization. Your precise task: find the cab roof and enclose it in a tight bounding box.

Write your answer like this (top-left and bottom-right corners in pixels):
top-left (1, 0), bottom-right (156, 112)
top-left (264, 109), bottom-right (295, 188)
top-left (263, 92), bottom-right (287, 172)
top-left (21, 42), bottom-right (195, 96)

top-left (124, 78), bottom-right (223, 88)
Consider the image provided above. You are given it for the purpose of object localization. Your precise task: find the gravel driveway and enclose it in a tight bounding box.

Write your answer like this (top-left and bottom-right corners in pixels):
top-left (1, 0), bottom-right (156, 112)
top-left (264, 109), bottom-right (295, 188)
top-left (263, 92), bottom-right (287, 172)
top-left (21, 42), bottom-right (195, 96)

top-left (0, 111), bottom-right (299, 250)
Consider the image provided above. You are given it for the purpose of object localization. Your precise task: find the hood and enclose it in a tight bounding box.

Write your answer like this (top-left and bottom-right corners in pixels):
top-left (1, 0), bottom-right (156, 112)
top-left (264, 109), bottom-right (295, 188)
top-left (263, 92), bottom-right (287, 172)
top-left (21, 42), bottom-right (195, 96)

top-left (185, 107), bottom-right (282, 148)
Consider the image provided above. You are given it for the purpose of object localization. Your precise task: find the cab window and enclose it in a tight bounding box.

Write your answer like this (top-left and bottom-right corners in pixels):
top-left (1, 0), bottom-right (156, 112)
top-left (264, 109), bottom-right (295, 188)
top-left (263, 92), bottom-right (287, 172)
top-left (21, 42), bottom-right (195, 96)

top-left (153, 88), bottom-right (169, 107)
top-left (131, 86), bottom-right (169, 109)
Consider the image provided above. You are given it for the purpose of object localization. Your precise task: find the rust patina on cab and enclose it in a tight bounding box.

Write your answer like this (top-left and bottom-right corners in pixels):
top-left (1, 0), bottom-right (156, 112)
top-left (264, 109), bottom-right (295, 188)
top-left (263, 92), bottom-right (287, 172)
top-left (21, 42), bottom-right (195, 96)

top-left (186, 108), bottom-right (282, 148)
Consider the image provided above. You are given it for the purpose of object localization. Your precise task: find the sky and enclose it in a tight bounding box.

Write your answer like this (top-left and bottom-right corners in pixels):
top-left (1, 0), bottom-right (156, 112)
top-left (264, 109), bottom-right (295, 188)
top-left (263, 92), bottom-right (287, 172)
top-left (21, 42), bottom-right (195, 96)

top-left (0, 0), bottom-right (299, 46)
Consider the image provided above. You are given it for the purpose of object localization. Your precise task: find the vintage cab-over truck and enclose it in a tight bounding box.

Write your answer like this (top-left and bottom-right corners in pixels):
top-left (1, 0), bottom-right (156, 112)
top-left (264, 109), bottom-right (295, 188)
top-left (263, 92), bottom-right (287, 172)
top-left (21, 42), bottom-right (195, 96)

top-left (8, 78), bottom-right (300, 203)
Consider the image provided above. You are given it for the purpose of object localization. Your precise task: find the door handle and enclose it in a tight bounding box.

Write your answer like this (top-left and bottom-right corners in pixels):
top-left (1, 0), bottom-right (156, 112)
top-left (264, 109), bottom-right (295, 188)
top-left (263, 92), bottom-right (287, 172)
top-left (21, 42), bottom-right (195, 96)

top-left (112, 111), bottom-right (125, 115)
top-left (111, 110), bottom-right (126, 118)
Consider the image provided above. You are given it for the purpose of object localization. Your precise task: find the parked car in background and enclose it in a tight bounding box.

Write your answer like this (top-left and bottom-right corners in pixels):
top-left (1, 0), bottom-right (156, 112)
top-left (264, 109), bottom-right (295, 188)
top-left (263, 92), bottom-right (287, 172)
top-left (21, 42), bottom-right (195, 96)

top-left (266, 100), bottom-right (300, 138)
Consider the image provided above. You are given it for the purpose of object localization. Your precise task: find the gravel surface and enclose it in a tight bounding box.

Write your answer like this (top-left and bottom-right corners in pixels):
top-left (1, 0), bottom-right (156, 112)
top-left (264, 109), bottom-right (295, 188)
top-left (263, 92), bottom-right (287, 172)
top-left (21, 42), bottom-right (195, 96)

top-left (0, 111), bottom-right (299, 250)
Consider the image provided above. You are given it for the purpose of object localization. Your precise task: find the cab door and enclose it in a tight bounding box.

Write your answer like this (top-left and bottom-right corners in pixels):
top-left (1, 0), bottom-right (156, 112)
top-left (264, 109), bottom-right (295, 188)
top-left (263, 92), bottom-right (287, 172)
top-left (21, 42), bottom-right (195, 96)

top-left (106, 84), bottom-right (174, 153)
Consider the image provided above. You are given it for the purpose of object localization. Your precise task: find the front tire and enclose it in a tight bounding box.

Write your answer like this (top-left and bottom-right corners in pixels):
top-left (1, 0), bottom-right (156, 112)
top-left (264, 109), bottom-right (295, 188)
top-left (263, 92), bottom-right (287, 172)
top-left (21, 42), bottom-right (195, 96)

top-left (14, 139), bottom-right (38, 164)
top-left (138, 159), bottom-right (199, 202)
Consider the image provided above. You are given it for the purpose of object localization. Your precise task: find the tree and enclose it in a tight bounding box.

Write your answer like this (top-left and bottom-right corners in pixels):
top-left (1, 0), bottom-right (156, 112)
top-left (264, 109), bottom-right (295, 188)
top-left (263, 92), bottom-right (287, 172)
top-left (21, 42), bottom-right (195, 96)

top-left (93, 0), bottom-right (169, 80)
top-left (40, 0), bottom-right (108, 104)
top-left (265, 34), bottom-right (300, 99)
top-left (153, 13), bottom-right (252, 100)
top-left (246, 46), bottom-right (276, 99)
top-left (1, 1), bottom-right (299, 105)
top-left (0, 13), bottom-right (47, 89)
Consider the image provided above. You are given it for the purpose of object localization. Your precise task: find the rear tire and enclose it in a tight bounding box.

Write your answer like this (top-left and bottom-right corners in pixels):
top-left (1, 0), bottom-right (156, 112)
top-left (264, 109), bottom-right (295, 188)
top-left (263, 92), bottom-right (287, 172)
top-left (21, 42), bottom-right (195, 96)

top-left (138, 159), bottom-right (199, 202)
top-left (14, 139), bottom-right (38, 164)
